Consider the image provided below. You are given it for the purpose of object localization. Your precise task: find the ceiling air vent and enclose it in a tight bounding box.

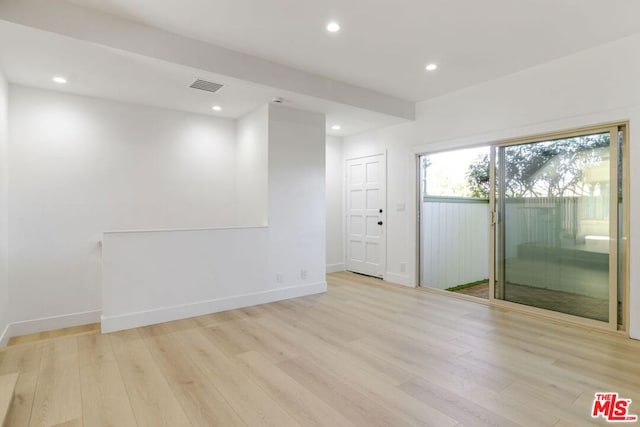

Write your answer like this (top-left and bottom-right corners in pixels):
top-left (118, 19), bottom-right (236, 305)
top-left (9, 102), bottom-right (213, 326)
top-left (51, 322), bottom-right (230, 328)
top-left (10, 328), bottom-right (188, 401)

top-left (189, 79), bottom-right (224, 93)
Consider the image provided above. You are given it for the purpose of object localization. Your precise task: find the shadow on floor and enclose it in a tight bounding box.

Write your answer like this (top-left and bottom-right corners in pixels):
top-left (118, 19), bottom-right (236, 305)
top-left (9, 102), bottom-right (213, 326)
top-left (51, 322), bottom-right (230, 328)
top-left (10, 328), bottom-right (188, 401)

top-left (451, 281), bottom-right (618, 322)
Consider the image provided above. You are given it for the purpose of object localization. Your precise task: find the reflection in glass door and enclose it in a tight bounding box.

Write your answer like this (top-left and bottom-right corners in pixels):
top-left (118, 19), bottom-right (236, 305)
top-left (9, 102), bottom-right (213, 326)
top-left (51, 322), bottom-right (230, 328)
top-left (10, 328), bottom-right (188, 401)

top-left (493, 128), bottom-right (623, 326)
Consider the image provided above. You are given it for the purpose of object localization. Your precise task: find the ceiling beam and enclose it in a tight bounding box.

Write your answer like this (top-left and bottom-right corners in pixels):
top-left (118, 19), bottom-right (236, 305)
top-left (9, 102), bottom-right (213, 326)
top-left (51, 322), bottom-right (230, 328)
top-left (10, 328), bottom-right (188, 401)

top-left (0, 0), bottom-right (415, 120)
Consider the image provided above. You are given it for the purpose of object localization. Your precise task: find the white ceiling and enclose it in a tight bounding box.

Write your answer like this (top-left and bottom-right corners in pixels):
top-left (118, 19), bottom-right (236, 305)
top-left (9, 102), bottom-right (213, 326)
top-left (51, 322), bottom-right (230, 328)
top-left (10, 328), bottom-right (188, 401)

top-left (0, 21), bottom-right (406, 136)
top-left (64, 0), bottom-right (640, 102)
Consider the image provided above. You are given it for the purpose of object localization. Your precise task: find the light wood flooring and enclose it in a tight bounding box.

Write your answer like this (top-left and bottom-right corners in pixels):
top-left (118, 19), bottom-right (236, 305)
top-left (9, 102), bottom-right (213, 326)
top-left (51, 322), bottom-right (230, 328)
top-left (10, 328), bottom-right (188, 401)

top-left (7, 324), bottom-right (101, 347)
top-left (452, 281), bottom-right (619, 323)
top-left (1, 271), bottom-right (640, 426)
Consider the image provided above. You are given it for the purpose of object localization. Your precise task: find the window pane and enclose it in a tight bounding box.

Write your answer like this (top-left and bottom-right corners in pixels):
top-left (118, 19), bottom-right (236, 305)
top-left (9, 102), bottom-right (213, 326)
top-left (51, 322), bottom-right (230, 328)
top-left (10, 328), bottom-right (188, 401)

top-left (420, 146), bottom-right (491, 299)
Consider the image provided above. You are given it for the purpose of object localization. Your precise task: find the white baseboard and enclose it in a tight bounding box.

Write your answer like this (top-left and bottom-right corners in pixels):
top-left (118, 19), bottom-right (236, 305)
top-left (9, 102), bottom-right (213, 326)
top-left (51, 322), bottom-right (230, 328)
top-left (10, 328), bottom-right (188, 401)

top-left (326, 263), bottom-right (345, 273)
top-left (0, 324), bottom-right (9, 347)
top-left (2, 310), bottom-right (102, 346)
top-left (101, 281), bottom-right (327, 334)
top-left (385, 272), bottom-right (415, 288)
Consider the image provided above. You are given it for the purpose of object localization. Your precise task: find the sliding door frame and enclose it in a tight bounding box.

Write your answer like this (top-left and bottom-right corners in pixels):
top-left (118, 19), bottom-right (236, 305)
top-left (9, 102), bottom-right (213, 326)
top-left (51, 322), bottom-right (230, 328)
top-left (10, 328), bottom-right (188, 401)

top-left (621, 124), bottom-right (630, 333)
top-left (488, 122), bottom-right (628, 332)
top-left (415, 121), bottom-right (630, 337)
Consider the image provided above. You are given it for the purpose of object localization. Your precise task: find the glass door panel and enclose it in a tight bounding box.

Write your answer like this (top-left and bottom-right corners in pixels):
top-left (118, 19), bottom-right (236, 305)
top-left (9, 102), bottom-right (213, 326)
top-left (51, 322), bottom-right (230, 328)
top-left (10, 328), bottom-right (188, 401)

top-left (494, 131), bottom-right (615, 322)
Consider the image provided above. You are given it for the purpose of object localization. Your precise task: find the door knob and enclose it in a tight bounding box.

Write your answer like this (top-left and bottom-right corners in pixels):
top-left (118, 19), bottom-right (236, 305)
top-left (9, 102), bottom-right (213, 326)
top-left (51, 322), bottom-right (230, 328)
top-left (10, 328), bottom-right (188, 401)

top-left (378, 221), bottom-right (383, 226)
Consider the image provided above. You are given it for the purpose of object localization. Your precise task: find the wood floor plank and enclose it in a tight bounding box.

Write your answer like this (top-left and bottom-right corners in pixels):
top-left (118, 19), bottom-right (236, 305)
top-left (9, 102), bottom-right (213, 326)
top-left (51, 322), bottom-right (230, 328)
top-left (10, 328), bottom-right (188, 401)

top-left (0, 342), bottom-right (43, 427)
top-left (204, 318), bottom-right (300, 363)
top-left (5, 371), bottom-right (37, 427)
top-left (552, 355), bottom-right (640, 392)
top-left (137, 317), bottom-right (201, 339)
top-left (8, 324), bottom-right (99, 347)
top-left (316, 295), bottom-right (477, 344)
top-left (235, 351), bottom-right (356, 427)
top-left (175, 328), bottom-right (301, 427)
top-left (255, 310), bottom-right (415, 386)
top-left (297, 345), bottom-right (459, 426)
top-left (277, 356), bottom-right (414, 427)
top-left (453, 381), bottom-right (559, 427)
top-left (108, 329), bottom-right (191, 427)
top-left (143, 332), bottom-right (245, 426)
top-left (0, 344), bottom-right (44, 376)
top-left (29, 337), bottom-right (82, 427)
top-left (79, 360), bottom-right (137, 427)
top-left (457, 350), bottom-right (581, 405)
top-left (0, 373), bottom-right (19, 427)
top-left (500, 382), bottom-right (602, 426)
top-left (400, 376), bottom-right (521, 427)
top-left (542, 332), bottom-right (640, 370)
top-left (78, 333), bottom-right (137, 427)
top-left (449, 332), bottom-right (561, 368)
top-left (77, 334), bottom-right (116, 368)
top-left (266, 301), bottom-right (362, 348)
top-left (51, 417), bottom-right (83, 427)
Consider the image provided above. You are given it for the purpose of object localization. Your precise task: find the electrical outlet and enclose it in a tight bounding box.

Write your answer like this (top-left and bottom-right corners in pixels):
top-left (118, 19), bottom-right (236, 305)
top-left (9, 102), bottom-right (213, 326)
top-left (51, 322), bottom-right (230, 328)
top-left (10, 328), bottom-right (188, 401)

top-left (400, 262), bottom-right (407, 273)
top-left (301, 269), bottom-right (308, 280)
top-left (276, 273), bottom-right (283, 284)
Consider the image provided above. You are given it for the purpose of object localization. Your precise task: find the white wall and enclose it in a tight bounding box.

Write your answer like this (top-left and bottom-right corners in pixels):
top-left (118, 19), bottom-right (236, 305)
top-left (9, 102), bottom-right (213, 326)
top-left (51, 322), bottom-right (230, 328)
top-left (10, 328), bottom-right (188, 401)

top-left (325, 135), bottom-right (344, 272)
top-left (342, 32), bottom-right (640, 338)
top-left (0, 70), bottom-right (9, 345)
top-left (8, 86), bottom-right (242, 331)
top-left (236, 106), bottom-right (268, 226)
top-left (101, 104), bottom-right (327, 332)
top-left (267, 104), bottom-right (326, 286)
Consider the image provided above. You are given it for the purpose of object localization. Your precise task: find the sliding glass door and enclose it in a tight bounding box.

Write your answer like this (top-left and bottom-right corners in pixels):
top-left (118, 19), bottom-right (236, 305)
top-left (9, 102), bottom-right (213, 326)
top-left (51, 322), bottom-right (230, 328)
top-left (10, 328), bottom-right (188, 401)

top-left (417, 124), bottom-right (627, 329)
top-left (492, 126), bottom-right (625, 328)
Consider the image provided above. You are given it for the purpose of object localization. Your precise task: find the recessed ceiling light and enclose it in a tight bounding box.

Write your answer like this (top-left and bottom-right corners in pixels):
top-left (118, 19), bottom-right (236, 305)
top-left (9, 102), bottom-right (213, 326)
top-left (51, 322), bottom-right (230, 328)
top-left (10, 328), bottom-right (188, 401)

top-left (52, 76), bottom-right (67, 84)
top-left (212, 105), bottom-right (222, 111)
top-left (425, 63), bottom-right (438, 71)
top-left (331, 125), bottom-right (341, 130)
top-left (326, 22), bottom-right (340, 33)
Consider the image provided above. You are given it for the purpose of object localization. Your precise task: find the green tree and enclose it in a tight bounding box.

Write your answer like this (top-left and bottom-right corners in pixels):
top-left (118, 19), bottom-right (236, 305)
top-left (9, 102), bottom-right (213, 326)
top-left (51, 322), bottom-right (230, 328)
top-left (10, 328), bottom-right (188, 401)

top-left (465, 134), bottom-right (610, 198)
top-left (466, 154), bottom-right (491, 198)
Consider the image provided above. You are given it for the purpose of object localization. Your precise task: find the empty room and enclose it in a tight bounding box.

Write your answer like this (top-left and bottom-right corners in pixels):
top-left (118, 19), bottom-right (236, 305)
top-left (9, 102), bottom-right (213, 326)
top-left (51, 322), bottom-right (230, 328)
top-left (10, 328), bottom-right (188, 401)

top-left (0, 0), bottom-right (639, 426)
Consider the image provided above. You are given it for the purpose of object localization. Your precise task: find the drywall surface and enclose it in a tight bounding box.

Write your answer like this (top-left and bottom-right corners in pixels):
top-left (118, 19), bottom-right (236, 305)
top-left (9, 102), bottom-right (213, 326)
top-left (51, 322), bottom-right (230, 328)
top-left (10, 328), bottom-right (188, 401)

top-left (236, 105), bottom-right (268, 226)
top-left (325, 135), bottom-right (344, 272)
top-left (342, 32), bottom-right (640, 337)
top-left (8, 86), bottom-right (240, 327)
top-left (267, 104), bottom-right (326, 284)
top-left (0, 70), bottom-right (9, 344)
top-left (101, 104), bottom-right (327, 332)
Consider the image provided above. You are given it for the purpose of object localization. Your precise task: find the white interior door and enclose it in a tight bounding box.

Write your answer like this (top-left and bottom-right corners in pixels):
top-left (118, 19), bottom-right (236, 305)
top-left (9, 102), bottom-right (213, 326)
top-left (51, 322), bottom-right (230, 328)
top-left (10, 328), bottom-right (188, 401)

top-left (346, 154), bottom-right (386, 278)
